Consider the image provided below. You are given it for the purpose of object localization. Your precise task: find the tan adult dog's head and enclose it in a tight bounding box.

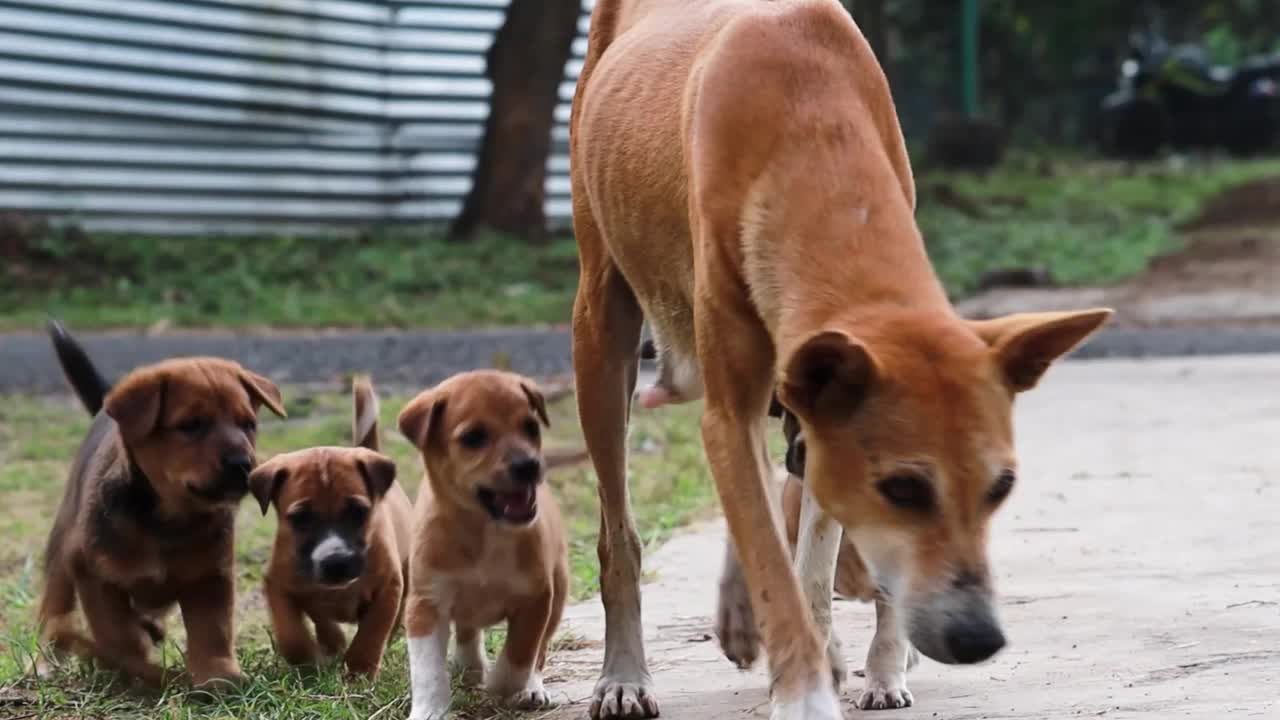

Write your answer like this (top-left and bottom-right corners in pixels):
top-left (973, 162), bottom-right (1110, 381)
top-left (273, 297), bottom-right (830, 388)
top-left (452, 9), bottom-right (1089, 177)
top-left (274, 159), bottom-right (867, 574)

top-left (398, 370), bottom-right (550, 527)
top-left (105, 357), bottom-right (286, 512)
top-left (777, 307), bottom-right (1111, 666)
top-left (249, 447), bottom-right (397, 587)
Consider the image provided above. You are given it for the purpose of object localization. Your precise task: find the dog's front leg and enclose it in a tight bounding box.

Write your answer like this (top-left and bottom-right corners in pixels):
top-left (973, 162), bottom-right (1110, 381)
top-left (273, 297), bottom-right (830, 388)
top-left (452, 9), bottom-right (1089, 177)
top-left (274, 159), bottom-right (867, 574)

top-left (266, 579), bottom-right (319, 667)
top-left (179, 572), bottom-right (243, 689)
top-left (696, 305), bottom-right (840, 720)
top-left (856, 600), bottom-right (913, 710)
top-left (406, 594), bottom-right (452, 720)
top-left (488, 589), bottom-right (554, 709)
top-left (794, 483), bottom-right (846, 691)
top-left (343, 571), bottom-right (403, 678)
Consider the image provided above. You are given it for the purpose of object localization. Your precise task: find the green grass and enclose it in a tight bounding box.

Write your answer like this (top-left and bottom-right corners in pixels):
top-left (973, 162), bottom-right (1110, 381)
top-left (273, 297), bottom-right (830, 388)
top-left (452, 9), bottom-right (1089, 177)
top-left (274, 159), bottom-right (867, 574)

top-left (0, 385), bottom-right (756, 719)
top-left (917, 153), bottom-right (1280, 296)
top-left (5, 154), bottom-right (1280, 333)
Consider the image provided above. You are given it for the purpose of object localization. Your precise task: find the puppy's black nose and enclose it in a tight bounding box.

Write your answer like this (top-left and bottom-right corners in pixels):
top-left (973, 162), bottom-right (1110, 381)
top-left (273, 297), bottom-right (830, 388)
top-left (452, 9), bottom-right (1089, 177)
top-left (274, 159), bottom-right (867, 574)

top-left (318, 553), bottom-right (363, 585)
top-left (222, 454), bottom-right (253, 480)
top-left (944, 618), bottom-right (1006, 664)
top-left (509, 457), bottom-right (542, 485)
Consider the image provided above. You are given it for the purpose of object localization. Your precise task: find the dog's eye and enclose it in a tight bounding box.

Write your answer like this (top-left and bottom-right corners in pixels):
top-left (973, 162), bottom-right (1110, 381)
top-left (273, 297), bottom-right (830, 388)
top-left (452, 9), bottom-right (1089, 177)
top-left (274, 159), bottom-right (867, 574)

top-left (988, 470), bottom-right (1016, 504)
top-left (458, 426), bottom-right (488, 450)
top-left (345, 502), bottom-right (369, 526)
top-left (239, 418), bottom-right (257, 434)
top-left (287, 509), bottom-right (313, 530)
top-left (175, 417), bottom-right (210, 437)
top-left (522, 418), bottom-right (541, 441)
top-left (876, 473), bottom-right (935, 513)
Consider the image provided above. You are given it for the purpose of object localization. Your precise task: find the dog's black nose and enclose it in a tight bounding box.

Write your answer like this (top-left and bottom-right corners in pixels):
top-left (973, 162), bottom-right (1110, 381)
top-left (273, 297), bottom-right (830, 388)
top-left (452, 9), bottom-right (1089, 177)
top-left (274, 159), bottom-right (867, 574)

top-left (509, 457), bottom-right (542, 485)
top-left (222, 454), bottom-right (253, 479)
top-left (944, 618), bottom-right (1006, 664)
top-left (317, 553), bottom-right (363, 585)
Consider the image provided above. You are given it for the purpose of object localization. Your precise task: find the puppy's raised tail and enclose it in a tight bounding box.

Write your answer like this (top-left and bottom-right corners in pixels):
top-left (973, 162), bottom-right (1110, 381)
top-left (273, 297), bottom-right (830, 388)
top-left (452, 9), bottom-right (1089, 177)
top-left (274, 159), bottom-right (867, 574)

top-left (352, 375), bottom-right (381, 452)
top-left (47, 318), bottom-right (111, 416)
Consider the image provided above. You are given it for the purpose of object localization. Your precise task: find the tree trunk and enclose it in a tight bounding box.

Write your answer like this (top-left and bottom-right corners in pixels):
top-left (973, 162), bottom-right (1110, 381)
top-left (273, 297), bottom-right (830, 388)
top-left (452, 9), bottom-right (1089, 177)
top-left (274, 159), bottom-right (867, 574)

top-left (449, 0), bottom-right (580, 242)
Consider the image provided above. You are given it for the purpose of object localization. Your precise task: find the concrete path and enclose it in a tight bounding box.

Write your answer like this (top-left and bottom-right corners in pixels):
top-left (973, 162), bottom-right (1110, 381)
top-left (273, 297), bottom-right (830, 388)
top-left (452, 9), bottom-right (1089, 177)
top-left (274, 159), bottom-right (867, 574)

top-left (541, 355), bottom-right (1280, 719)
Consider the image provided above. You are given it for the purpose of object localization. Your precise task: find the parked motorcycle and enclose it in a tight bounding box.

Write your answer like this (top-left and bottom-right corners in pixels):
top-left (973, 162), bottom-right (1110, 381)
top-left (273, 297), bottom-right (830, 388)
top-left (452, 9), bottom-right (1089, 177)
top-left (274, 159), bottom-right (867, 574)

top-left (1098, 33), bottom-right (1280, 158)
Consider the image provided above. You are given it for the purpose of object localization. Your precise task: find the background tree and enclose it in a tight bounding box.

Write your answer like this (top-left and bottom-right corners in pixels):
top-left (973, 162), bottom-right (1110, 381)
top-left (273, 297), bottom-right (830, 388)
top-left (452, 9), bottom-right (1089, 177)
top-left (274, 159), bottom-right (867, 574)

top-left (450, 0), bottom-right (581, 242)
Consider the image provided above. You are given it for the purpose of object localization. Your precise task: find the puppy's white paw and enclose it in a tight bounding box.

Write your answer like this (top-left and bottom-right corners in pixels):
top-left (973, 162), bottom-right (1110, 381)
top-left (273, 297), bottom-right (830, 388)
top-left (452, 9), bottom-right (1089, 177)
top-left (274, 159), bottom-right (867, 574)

top-left (504, 675), bottom-right (552, 710)
top-left (770, 684), bottom-right (843, 720)
top-left (716, 571), bottom-right (760, 669)
top-left (408, 707), bottom-right (450, 720)
top-left (856, 674), bottom-right (913, 711)
top-left (591, 675), bottom-right (660, 719)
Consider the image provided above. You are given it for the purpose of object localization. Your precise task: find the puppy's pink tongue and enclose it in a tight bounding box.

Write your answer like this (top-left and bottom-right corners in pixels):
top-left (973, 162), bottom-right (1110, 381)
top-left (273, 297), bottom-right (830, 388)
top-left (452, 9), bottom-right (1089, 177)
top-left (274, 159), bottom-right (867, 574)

top-left (639, 384), bottom-right (673, 409)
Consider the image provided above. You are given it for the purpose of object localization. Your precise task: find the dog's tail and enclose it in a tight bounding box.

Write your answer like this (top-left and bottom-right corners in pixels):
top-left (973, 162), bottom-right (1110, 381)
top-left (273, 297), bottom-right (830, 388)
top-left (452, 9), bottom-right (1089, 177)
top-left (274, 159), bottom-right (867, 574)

top-left (352, 375), bottom-right (381, 452)
top-left (47, 319), bottom-right (111, 416)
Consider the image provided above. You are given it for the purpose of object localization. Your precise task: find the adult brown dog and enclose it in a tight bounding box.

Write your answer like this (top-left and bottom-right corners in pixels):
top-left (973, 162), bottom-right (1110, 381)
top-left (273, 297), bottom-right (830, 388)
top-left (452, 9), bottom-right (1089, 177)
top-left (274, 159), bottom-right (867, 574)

top-left (36, 320), bottom-right (285, 688)
top-left (399, 370), bottom-right (569, 720)
top-left (249, 376), bottom-right (412, 678)
top-left (570, 1), bottom-right (1111, 717)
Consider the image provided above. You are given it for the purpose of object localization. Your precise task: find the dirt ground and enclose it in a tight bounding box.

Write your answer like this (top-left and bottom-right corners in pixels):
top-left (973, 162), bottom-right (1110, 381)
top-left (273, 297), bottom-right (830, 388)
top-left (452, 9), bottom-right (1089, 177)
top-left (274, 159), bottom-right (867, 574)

top-left (540, 355), bottom-right (1280, 719)
top-left (960, 178), bottom-right (1280, 328)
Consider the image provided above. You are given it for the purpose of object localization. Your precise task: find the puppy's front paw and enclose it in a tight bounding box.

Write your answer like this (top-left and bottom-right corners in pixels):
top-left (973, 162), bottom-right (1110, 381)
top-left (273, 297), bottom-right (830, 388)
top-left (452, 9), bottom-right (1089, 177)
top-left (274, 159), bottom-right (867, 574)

top-left (191, 670), bottom-right (245, 692)
top-left (316, 620), bottom-right (347, 658)
top-left (343, 654), bottom-right (381, 680)
top-left (770, 684), bottom-right (843, 720)
top-left (857, 674), bottom-right (912, 711)
top-left (408, 706), bottom-right (450, 720)
top-left (716, 572), bottom-right (760, 669)
top-left (505, 680), bottom-right (551, 710)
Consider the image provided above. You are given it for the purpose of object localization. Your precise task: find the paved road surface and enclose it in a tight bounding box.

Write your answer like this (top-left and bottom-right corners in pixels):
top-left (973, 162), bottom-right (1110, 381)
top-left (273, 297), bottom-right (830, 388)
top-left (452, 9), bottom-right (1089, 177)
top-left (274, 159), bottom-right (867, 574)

top-left (541, 355), bottom-right (1280, 719)
top-left (8, 325), bottom-right (1280, 393)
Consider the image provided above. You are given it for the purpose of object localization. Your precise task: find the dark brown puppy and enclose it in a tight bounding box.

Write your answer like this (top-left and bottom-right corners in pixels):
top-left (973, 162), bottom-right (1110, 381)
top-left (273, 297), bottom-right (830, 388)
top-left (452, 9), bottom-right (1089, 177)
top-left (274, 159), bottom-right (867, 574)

top-left (37, 320), bottom-right (286, 688)
top-left (250, 377), bottom-right (412, 678)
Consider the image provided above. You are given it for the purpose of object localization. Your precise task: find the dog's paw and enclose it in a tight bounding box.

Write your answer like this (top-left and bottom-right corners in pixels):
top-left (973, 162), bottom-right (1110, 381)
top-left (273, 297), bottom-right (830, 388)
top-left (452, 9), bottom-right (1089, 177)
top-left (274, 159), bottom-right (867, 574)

top-left (504, 682), bottom-right (552, 710)
top-left (315, 620), bottom-right (347, 658)
top-left (770, 684), bottom-right (843, 720)
top-left (343, 655), bottom-right (381, 680)
top-left (408, 706), bottom-right (450, 720)
top-left (856, 675), bottom-right (912, 711)
top-left (716, 574), bottom-right (760, 669)
top-left (591, 676), bottom-right (660, 719)
top-left (191, 671), bottom-right (245, 692)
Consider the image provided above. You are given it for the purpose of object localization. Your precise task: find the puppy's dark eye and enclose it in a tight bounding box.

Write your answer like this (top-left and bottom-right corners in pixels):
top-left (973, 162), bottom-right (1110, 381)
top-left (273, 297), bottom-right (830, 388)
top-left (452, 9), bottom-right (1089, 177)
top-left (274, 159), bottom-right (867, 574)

top-left (458, 426), bottom-right (488, 450)
top-left (175, 417), bottom-right (210, 437)
top-left (988, 470), bottom-right (1016, 504)
top-left (522, 418), bottom-right (541, 441)
top-left (345, 501), bottom-right (369, 527)
top-left (239, 418), bottom-right (257, 434)
top-left (876, 473), bottom-right (935, 512)
top-left (287, 509), bottom-right (313, 530)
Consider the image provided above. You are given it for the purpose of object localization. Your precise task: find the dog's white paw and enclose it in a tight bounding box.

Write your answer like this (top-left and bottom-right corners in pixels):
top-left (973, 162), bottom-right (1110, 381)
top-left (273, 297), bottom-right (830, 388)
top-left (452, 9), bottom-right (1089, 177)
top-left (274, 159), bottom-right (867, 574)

top-left (505, 683), bottom-right (552, 709)
top-left (408, 705), bottom-right (450, 720)
top-left (856, 674), bottom-right (913, 711)
top-left (771, 684), bottom-right (843, 720)
top-left (716, 571), bottom-right (760, 669)
top-left (591, 675), bottom-right (660, 719)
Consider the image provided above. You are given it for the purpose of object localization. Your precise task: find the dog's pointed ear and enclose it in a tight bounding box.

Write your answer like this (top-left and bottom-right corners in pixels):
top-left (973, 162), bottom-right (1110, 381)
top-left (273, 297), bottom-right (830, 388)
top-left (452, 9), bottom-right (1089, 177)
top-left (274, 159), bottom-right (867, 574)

top-left (778, 330), bottom-right (878, 420)
top-left (104, 369), bottom-right (167, 441)
top-left (969, 308), bottom-right (1112, 392)
top-left (520, 381), bottom-right (551, 428)
top-left (354, 449), bottom-right (397, 500)
top-left (239, 368), bottom-right (286, 419)
top-left (248, 456), bottom-right (288, 516)
top-left (398, 390), bottom-right (446, 448)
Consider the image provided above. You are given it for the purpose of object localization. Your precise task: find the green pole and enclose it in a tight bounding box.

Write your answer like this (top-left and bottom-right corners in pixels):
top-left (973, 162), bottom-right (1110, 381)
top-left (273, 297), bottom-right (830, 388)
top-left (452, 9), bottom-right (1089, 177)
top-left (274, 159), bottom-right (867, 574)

top-left (961, 0), bottom-right (980, 116)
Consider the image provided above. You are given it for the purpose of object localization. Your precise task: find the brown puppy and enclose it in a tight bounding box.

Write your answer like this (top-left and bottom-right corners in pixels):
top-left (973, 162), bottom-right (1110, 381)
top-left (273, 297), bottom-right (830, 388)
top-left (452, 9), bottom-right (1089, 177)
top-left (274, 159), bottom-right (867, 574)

top-left (399, 370), bottom-right (569, 720)
top-left (37, 320), bottom-right (285, 688)
top-left (250, 377), bottom-right (412, 678)
top-left (570, 1), bottom-right (1111, 717)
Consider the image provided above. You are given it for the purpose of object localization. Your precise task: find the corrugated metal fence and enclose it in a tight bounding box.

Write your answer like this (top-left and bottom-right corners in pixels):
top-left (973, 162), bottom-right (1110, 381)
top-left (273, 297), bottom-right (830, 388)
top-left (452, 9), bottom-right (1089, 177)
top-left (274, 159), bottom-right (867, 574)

top-left (0, 0), bottom-right (591, 234)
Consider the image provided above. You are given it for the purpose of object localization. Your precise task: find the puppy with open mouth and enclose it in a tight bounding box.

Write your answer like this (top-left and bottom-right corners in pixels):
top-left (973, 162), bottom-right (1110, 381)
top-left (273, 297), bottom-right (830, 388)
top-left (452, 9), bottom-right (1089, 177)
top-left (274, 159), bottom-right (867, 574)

top-left (36, 320), bottom-right (286, 689)
top-left (250, 376), bottom-right (412, 678)
top-left (398, 370), bottom-right (569, 720)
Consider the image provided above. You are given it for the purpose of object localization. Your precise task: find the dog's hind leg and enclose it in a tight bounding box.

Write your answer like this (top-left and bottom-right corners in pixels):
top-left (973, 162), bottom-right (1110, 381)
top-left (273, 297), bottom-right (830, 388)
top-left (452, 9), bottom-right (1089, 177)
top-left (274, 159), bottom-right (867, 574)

top-left (572, 214), bottom-right (658, 719)
top-left (34, 563), bottom-right (91, 674)
top-left (76, 576), bottom-right (165, 686)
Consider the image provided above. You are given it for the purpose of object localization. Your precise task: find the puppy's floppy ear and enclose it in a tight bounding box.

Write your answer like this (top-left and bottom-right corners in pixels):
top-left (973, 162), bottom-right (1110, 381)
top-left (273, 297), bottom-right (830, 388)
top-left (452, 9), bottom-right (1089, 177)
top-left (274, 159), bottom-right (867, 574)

top-left (969, 308), bottom-right (1113, 392)
top-left (398, 390), bottom-right (446, 448)
top-left (353, 448), bottom-right (397, 500)
top-left (248, 456), bottom-right (289, 515)
top-left (104, 369), bottom-right (167, 441)
top-left (778, 330), bottom-right (878, 420)
top-left (239, 368), bottom-right (287, 418)
top-left (520, 381), bottom-right (550, 428)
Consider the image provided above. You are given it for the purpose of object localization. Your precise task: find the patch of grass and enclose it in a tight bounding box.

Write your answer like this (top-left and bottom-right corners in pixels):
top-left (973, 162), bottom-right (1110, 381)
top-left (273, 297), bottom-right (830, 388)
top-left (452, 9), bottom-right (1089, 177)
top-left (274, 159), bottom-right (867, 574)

top-left (917, 153), bottom-right (1280, 296)
top-left (0, 231), bottom-right (581, 332)
top-left (5, 155), bottom-right (1280, 333)
top-left (0, 384), bottom-right (746, 718)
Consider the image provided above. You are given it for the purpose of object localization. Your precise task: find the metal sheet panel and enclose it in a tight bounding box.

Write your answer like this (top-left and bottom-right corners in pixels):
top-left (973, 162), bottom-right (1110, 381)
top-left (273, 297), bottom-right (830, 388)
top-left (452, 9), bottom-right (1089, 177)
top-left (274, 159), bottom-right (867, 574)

top-left (0, 0), bottom-right (591, 233)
